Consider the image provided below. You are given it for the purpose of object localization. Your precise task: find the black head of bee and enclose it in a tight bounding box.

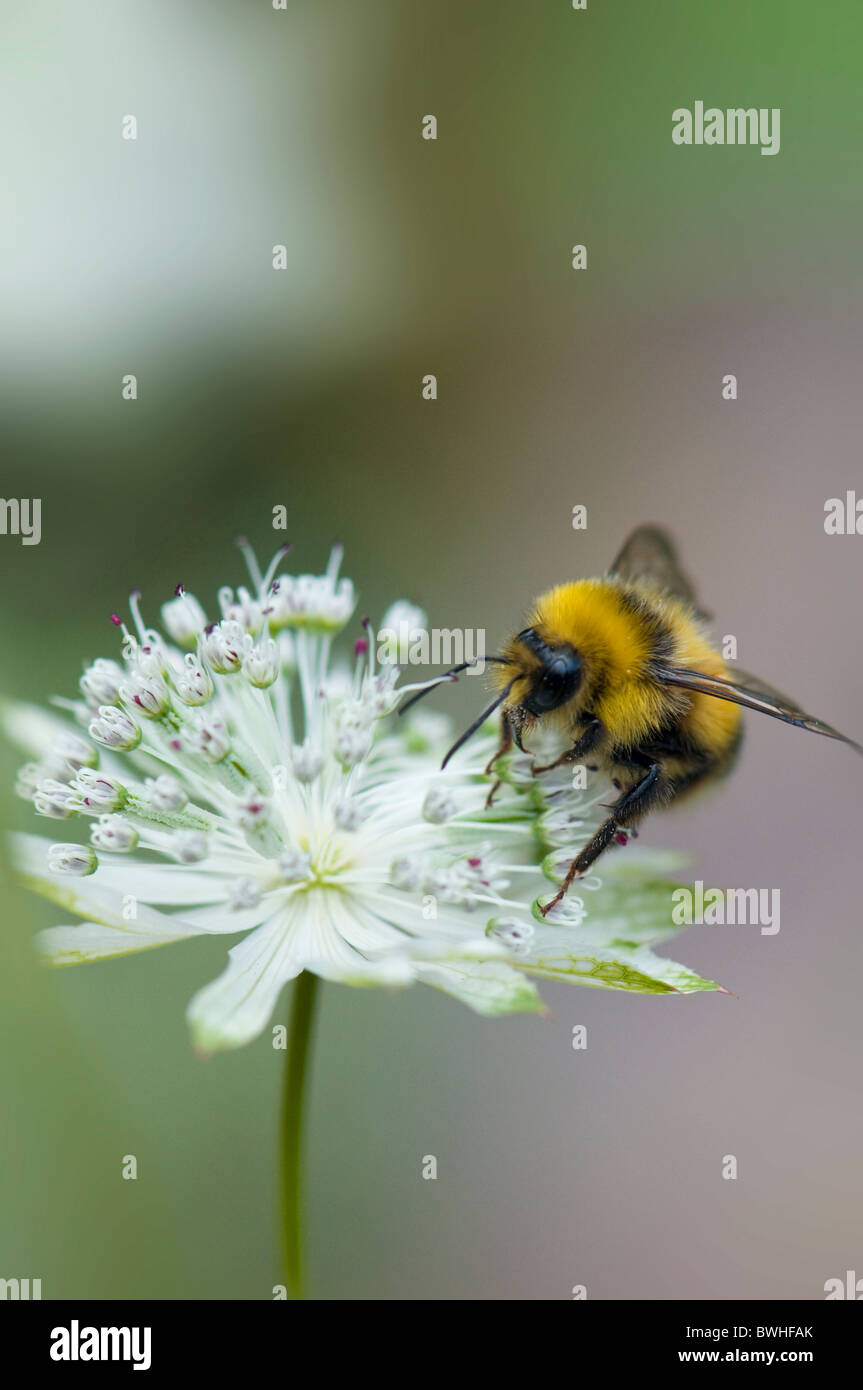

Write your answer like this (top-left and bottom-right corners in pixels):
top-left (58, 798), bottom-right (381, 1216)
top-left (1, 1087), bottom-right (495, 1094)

top-left (517, 628), bottom-right (582, 715)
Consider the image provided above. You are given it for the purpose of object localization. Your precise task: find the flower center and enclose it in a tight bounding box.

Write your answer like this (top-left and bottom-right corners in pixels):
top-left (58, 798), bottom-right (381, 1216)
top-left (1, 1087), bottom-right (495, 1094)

top-left (300, 835), bottom-right (356, 889)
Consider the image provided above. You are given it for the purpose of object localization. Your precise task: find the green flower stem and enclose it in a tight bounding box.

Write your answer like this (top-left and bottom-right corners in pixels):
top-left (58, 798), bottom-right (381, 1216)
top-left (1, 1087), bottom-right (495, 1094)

top-left (280, 971), bottom-right (320, 1299)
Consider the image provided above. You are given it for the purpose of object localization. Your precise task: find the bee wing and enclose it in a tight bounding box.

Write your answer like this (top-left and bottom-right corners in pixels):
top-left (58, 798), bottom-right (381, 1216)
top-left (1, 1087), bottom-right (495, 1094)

top-left (653, 662), bottom-right (863, 755)
top-left (609, 525), bottom-right (709, 616)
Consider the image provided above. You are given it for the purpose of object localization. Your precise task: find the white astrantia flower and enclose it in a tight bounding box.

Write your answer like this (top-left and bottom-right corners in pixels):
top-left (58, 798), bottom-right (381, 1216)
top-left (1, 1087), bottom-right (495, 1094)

top-left (5, 540), bottom-right (722, 1055)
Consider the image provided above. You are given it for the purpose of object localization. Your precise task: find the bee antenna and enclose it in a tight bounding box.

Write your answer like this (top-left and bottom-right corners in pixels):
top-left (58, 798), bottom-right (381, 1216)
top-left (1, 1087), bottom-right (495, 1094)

top-left (396, 656), bottom-right (512, 716)
top-left (441, 678), bottom-right (517, 769)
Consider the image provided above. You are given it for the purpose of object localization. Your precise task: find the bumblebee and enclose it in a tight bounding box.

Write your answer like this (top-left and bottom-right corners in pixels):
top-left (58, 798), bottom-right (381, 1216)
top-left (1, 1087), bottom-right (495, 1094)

top-left (402, 526), bottom-right (862, 915)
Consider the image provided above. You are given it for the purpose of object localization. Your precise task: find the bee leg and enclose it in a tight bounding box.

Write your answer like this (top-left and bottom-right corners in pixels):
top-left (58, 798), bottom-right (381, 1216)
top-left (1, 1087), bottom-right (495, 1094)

top-left (483, 710), bottom-right (513, 776)
top-left (531, 718), bottom-right (603, 775)
top-left (484, 710), bottom-right (514, 807)
top-left (539, 760), bottom-right (662, 915)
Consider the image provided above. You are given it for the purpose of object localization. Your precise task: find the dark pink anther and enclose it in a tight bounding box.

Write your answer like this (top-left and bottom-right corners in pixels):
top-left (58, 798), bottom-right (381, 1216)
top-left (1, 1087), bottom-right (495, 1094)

top-left (615, 832), bottom-right (628, 846)
top-left (354, 638), bottom-right (368, 657)
top-left (468, 857), bottom-right (482, 868)
top-left (110, 614), bottom-right (122, 626)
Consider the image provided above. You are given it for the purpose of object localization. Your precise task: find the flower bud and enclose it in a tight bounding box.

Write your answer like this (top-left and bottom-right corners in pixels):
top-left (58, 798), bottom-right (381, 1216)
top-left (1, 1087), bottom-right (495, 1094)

top-left (15, 762), bottom-right (43, 801)
top-left (44, 732), bottom-right (98, 779)
top-left (268, 570), bottom-right (355, 633)
top-left (89, 706), bottom-right (141, 751)
top-left (34, 779), bottom-right (78, 818)
top-left (390, 856), bottom-right (424, 892)
top-left (243, 639), bottom-right (280, 689)
top-left (174, 830), bottom-right (209, 863)
top-left (173, 654), bottom-right (215, 706)
top-left (292, 742), bottom-right (322, 783)
top-left (278, 845), bottom-right (311, 882)
top-left (191, 718), bottom-right (231, 763)
top-left (486, 917), bottom-right (535, 956)
top-left (161, 591), bottom-right (207, 647)
top-left (90, 815), bottom-right (139, 853)
top-left (422, 787), bottom-right (457, 824)
top-left (228, 877), bottom-right (262, 910)
top-left (80, 659), bottom-right (125, 708)
top-left (48, 843), bottom-right (98, 876)
top-left (72, 769), bottom-right (127, 812)
top-left (233, 793), bottom-right (271, 833)
top-left (147, 774), bottom-right (188, 813)
top-left (335, 726), bottom-right (372, 768)
top-left (218, 586), bottom-right (263, 635)
top-left (333, 798), bottom-right (366, 832)
top-left (202, 620), bottom-right (247, 675)
top-left (120, 671), bottom-right (171, 720)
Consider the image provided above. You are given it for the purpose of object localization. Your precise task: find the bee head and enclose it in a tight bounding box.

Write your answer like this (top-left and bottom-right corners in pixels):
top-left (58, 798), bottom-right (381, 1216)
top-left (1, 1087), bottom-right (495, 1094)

top-left (513, 628), bottom-right (583, 716)
top-left (396, 631), bottom-right (583, 769)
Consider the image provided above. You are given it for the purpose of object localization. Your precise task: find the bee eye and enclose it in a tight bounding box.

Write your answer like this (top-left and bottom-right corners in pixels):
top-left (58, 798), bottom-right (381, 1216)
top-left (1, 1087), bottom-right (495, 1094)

top-left (525, 648), bottom-right (582, 715)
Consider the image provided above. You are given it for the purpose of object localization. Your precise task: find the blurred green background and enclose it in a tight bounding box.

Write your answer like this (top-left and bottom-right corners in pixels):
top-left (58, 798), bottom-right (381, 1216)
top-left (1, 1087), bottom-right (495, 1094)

top-left (2, 0), bottom-right (862, 1298)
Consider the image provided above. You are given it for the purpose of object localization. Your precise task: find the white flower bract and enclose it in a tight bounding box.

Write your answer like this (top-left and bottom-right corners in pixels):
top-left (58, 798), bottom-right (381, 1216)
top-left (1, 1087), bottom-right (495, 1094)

top-left (5, 542), bottom-right (721, 1054)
